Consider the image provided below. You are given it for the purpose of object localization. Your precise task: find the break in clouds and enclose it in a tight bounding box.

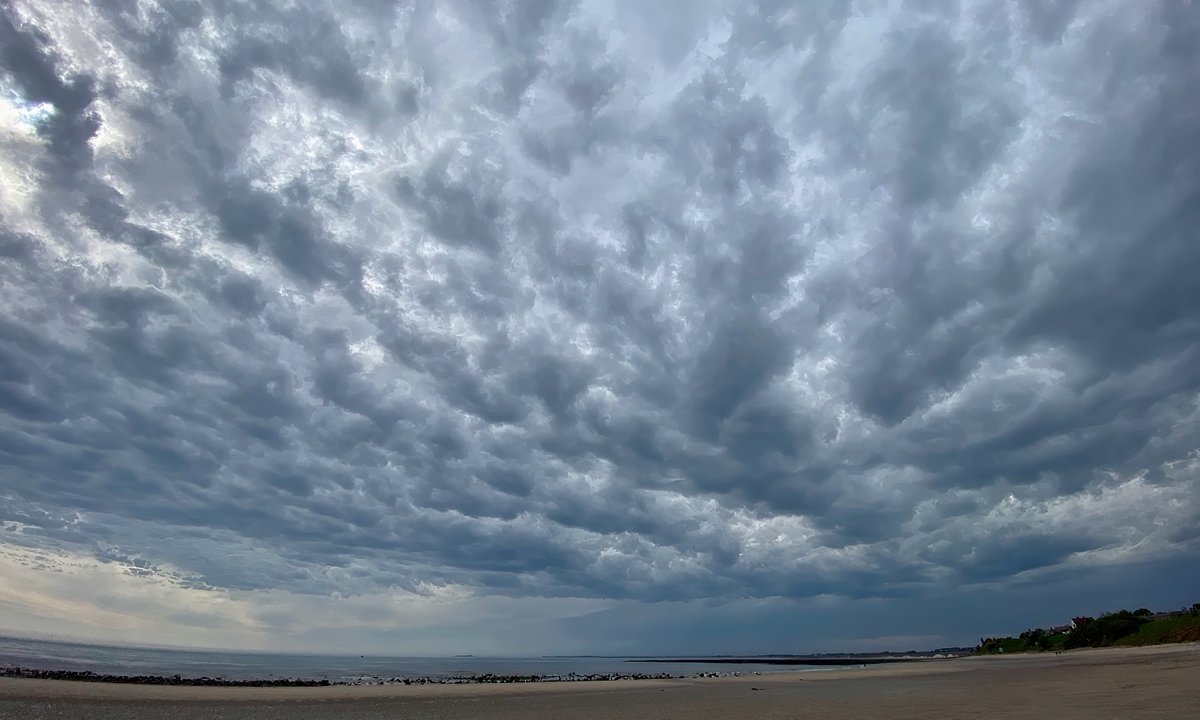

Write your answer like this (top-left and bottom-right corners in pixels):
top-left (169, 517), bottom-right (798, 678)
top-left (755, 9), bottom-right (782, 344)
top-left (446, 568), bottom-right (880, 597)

top-left (0, 0), bottom-right (1198, 650)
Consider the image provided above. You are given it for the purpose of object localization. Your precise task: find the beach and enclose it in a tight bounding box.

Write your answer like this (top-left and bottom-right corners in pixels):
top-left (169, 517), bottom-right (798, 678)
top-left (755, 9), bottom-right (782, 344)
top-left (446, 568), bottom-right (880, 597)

top-left (0, 643), bottom-right (1196, 719)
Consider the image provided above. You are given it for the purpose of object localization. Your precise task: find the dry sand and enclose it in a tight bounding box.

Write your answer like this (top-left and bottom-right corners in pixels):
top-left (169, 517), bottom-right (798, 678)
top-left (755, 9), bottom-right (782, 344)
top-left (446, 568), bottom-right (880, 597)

top-left (1, 643), bottom-right (1197, 719)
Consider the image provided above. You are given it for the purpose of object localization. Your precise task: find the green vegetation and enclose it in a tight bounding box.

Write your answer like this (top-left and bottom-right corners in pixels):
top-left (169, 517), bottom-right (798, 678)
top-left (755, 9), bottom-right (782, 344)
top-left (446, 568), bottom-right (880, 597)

top-left (975, 603), bottom-right (1200, 655)
top-left (1113, 612), bottom-right (1200, 647)
top-left (976, 629), bottom-right (1068, 654)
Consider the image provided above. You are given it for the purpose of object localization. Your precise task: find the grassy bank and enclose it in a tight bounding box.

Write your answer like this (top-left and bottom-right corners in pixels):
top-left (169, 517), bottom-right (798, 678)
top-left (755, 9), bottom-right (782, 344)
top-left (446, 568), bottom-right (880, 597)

top-left (976, 606), bottom-right (1200, 655)
top-left (1113, 614), bottom-right (1200, 647)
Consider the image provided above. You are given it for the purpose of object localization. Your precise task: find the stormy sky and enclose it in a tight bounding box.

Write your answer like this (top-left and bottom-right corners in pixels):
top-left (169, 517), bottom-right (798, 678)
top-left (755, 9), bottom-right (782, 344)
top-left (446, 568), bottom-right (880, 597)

top-left (0, 0), bottom-right (1198, 655)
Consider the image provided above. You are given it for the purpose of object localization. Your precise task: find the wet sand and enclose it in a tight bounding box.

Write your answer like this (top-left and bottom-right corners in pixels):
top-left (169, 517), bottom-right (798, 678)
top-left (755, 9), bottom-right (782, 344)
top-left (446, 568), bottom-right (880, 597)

top-left (1, 643), bottom-right (1196, 719)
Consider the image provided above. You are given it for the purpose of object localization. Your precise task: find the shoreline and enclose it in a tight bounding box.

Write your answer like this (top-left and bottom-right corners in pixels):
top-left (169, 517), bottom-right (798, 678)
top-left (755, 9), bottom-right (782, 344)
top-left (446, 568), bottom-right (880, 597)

top-left (0, 642), bottom-right (1191, 693)
top-left (0, 665), bottom-right (685, 688)
top-left (0, 654), bottom-right (944, 688)
top-left (0, 643), bottom-right (1195, 703)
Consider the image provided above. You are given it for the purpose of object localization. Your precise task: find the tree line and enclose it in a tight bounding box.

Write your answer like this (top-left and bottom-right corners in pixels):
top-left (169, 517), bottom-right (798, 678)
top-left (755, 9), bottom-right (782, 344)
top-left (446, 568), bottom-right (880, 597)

top-left (975, 603), bottom-right (1200, 654)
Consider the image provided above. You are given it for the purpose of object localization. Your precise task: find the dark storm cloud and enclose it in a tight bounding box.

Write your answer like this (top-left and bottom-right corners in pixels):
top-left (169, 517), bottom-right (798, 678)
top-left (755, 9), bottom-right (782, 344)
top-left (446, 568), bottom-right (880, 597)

top-left (0, 0), bottom-right (1197, 640)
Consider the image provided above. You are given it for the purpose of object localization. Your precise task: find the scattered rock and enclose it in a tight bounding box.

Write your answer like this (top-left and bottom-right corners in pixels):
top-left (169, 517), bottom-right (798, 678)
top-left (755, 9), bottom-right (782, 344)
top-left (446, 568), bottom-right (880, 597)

top-left (0, 666), bottom-right (678, 688)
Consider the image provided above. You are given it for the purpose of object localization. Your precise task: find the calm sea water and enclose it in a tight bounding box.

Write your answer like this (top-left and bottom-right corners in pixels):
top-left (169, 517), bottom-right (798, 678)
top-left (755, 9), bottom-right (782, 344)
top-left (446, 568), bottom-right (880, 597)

top-left (0, 636), bottom-right (818, 682)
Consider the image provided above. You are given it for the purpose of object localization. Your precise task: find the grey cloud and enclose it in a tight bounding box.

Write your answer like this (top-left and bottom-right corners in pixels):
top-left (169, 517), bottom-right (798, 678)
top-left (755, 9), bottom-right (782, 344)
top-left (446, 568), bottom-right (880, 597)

top-left (210, 179), bottom-right (364, 291)
top-left (867, 22), bottom-right (1019, 208)
top-left (1019, 0), bottom-right (1084, 43)
top-left (219, 20), bottom-right (370, 108)
top-left (0, 0), bottom-right (1198, 652)
top-left (653, 68), bottom-right (792, 197)
top-left (688, 314), bottom-right (791, 439)
top-left (391, 163), bottom-right (504, 256)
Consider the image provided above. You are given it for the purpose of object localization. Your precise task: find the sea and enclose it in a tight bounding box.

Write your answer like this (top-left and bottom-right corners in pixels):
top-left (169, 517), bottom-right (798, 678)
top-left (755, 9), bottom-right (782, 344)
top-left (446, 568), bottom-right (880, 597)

top-left (0, 636), bottom-right (821, 683)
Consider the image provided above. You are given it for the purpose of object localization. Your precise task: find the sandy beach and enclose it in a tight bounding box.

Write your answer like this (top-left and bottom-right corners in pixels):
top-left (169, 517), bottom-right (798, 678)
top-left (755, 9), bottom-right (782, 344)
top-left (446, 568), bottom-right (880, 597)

top-left (1, 643), bottom-right (1197, 719)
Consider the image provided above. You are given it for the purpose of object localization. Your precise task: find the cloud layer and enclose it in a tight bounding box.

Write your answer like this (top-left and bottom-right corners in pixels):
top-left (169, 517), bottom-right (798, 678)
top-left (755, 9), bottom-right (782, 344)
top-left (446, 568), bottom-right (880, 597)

top-left (1, 0), bottom-right (1198, 651)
